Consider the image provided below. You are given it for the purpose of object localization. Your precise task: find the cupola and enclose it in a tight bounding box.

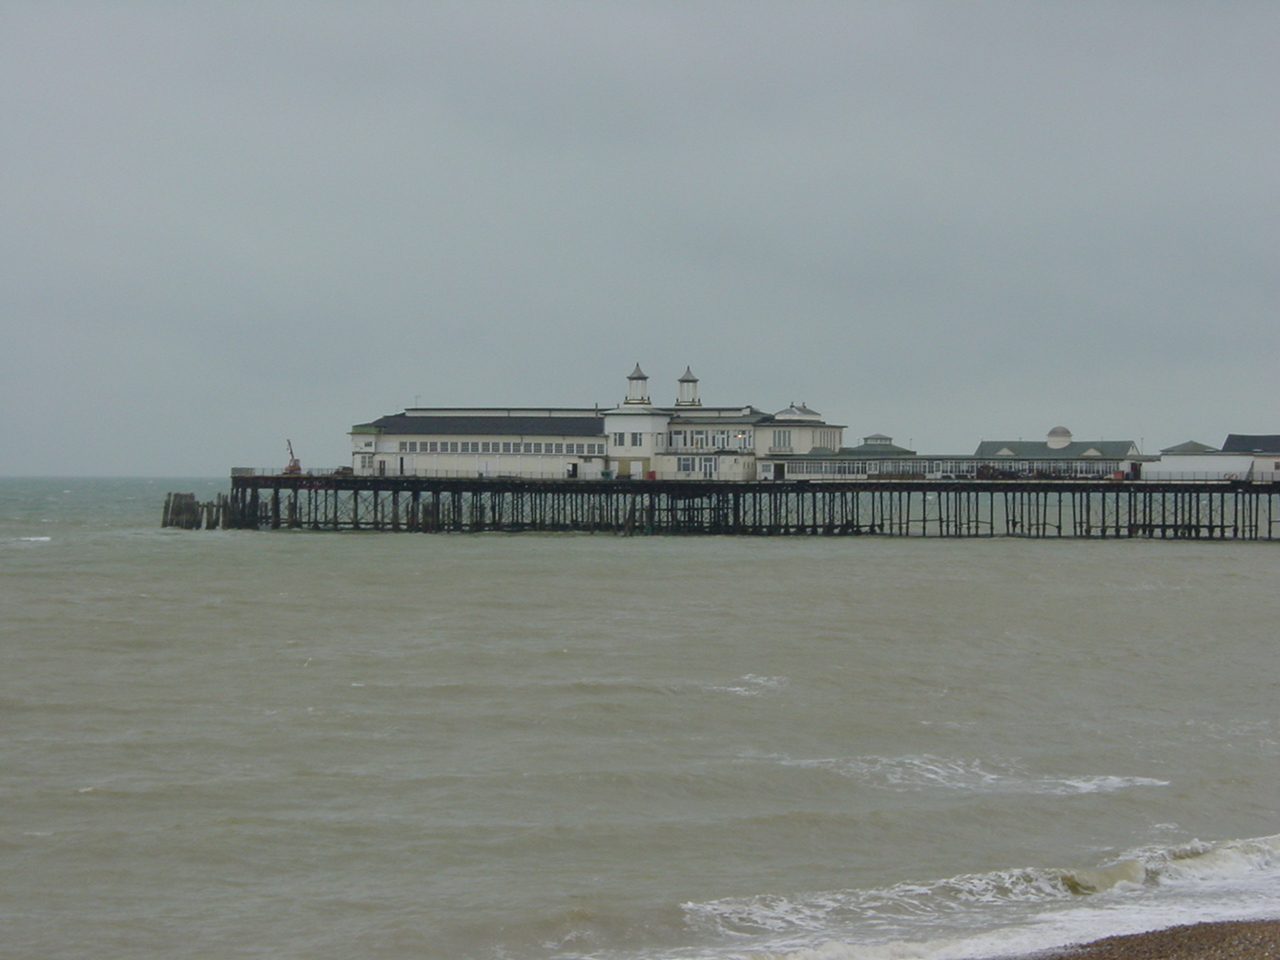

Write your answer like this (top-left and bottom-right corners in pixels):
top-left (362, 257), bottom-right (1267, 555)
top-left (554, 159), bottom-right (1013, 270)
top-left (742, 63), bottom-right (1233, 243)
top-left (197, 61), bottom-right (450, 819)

top-left (625, 363), bottom-right (650, 405)
top-left (675, 366), bottom-right (701, 407)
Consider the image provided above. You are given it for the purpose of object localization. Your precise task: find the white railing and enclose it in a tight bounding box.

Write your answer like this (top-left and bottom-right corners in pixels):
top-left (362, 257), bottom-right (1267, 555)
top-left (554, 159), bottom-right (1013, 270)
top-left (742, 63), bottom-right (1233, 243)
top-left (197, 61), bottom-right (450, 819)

top-left (231, 467), bottom-right (352, 477)
top-left (359, 469), bottom-right (606, 480)
top-left (1139, 472), bottom-right (1256, 482)
top-left (660, 445), bottom-right (754, 454)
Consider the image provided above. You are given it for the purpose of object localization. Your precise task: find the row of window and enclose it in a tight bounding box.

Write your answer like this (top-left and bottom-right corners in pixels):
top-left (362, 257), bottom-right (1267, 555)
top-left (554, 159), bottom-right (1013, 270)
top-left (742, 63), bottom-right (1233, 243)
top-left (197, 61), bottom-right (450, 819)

top-left (676, 456), bottom-right (719, 474)
top-left (785, 460), bottom-right (897, 476)
top-left (785, 459), bottom-right (1125, 476)
top-left (396, 440), bottom-right (606, 456)
top-left (612, 430), bottom-right (756, 450)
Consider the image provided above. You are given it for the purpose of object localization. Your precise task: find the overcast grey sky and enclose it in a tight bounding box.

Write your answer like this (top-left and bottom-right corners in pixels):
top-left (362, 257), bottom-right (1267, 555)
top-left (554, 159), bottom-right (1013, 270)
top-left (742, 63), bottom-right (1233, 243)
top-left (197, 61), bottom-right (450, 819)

top-left (2, 2), bottom-right (1276, 475)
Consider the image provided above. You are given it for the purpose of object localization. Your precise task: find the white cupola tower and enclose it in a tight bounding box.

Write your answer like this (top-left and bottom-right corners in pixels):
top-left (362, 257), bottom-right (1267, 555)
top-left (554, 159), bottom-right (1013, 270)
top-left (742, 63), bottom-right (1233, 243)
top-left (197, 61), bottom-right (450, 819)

top-left (625, 363), bottom-right (650, 405)
top-left (675, 366), bottom-right (701, 407)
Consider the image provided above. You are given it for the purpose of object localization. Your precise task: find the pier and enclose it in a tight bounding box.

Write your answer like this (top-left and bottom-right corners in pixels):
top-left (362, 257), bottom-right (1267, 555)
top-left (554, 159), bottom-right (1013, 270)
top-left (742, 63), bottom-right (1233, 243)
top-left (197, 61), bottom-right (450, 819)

top-left (163, 475), bottom-right (1280, 539)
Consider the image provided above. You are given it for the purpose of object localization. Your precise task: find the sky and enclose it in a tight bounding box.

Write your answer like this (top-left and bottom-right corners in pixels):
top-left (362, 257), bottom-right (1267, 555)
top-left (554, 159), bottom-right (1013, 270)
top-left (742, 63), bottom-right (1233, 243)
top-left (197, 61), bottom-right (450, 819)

top-left (2, 2), bottom-right (1277, 476)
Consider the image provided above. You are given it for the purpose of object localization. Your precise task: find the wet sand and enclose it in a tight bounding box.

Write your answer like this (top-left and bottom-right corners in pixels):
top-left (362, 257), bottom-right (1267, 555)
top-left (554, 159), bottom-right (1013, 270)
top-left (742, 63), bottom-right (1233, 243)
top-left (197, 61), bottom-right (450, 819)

top-left (1026, 919), bottom-right (1280, 960)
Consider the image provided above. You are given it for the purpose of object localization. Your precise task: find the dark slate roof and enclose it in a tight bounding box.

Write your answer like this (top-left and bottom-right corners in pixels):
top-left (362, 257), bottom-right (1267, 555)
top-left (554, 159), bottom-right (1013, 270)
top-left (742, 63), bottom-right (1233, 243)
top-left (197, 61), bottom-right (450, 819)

top-left (1221, 434), bottom-right (1280, 453)
top-left (839, 441), bottom-right (918, 457)
top-left (668, 412), bottom-right (772, 426)
top-left (357, 414), bottom-right (605, 437)
top-left (972, 439), bottom-right (1137, 459)
top-left (1160, 440), bottom-right (1219, 454)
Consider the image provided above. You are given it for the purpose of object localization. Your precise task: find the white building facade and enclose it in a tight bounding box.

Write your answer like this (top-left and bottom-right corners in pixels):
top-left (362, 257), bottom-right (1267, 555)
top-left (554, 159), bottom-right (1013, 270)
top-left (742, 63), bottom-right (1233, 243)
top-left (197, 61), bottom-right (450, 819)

top-left (351, 408), bottom-right (610, 479)
top-left (350, 366), bottom-right (845, 480)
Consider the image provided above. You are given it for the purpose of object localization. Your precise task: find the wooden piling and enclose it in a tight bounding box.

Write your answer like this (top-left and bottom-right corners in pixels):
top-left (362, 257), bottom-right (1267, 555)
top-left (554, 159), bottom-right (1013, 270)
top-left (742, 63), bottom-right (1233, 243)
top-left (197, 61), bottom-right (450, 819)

top-left (166, 476), bottom-right (1280, 540)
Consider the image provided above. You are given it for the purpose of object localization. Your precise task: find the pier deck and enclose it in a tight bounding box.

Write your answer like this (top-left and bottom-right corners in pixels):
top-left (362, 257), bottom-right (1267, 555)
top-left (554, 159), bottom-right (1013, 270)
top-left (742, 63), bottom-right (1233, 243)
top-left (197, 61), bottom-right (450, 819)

top-left (162, 476), bottom-right (1280, 539)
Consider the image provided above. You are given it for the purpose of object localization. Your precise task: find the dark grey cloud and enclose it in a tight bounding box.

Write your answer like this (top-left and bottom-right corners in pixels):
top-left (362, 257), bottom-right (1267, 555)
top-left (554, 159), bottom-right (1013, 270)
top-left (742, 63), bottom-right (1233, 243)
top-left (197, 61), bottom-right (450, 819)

top-left (2, 2), bottom-right (1276, 474)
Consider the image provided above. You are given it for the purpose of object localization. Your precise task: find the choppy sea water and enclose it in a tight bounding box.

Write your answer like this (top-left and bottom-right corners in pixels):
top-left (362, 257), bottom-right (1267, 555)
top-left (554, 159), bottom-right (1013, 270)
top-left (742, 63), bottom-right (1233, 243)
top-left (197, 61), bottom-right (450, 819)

top-left (2, 477), bottom-right (1278, 960)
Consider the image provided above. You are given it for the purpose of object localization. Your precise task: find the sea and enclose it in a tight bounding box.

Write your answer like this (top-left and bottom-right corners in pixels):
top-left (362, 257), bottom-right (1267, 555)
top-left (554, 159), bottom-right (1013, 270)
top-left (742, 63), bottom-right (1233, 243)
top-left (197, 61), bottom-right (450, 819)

top-left (2, 476), bottom-right (1278, 960)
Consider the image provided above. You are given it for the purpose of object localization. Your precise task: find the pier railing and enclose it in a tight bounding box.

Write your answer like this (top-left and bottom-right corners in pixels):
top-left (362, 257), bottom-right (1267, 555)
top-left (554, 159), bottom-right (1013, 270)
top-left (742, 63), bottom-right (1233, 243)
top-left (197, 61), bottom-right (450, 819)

top-left (163, 476), bottom-right (1280, 539)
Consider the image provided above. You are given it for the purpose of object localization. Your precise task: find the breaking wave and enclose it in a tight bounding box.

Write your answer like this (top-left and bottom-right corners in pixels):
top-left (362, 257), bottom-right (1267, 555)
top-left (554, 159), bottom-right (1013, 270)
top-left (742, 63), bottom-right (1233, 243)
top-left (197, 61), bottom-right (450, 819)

top-left (682, 834), bottom-right (1280, 958)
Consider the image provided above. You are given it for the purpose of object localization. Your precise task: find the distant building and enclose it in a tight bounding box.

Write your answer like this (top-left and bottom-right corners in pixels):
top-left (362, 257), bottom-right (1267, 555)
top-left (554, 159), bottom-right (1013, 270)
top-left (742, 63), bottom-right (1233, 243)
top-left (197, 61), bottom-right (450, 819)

top-left (1219, 435), bottom-right (1280, 481)
top-left (350, 408), bottom-right (609, 479)
top-left (1160, 440), bottom-right (1219, 455)
top-left (1141, 435), bottom-right (1280, 482)
top-left (349, 366), bottom-right (845, 480)
top-left (763, 434), bottom-right (921, 480)
top-left (970, 427), bottom-right (1139, 472)
top-left (1221, 434), bottom-right (1280, 454)
top-left (771, 427), bottom-right (1143, 480)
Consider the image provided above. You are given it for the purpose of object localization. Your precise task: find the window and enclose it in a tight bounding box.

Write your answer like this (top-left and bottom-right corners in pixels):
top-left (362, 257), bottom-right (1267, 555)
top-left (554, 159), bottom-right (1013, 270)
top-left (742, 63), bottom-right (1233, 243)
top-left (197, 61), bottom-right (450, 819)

top-left (630, 432), bottom-right (643, 447)
top-left (553, 443), bottom-right (564, 454)
top-left (449, 441), bottom-right (459, 453)
top-left (398, 442), bottom-right (409, 452)
top-left (502, 442), bottom-right (512, 453)
top-left (359, 454), bottom-right (374, 469)
top-left (613, 432), bottom-right (625, 447)
top-left (772, 429), bottom-right (792, 449)
top-left (677, 457), bottom-right (695, 472)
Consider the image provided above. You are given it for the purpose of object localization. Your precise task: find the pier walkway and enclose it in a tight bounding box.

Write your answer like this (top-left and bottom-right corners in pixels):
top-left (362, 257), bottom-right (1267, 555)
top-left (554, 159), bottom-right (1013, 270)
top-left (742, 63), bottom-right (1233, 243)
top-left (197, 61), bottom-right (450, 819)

top-left (162, 475), bottom-right (1280, 539)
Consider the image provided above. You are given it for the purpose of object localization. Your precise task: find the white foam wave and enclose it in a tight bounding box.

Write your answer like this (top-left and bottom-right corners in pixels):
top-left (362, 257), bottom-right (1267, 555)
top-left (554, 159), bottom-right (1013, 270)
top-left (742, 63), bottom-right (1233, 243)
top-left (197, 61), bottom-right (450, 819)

top-left (707, 675), bottom-right (790, 697)
top-left (682, 834), bottom-right (1280, 958)
top-left (15, 536), bottom-right (51, 542)
top-left (769, 754), bottom-right (1166, 795)
top-left (1134, 834), bottom-right (1280, 885)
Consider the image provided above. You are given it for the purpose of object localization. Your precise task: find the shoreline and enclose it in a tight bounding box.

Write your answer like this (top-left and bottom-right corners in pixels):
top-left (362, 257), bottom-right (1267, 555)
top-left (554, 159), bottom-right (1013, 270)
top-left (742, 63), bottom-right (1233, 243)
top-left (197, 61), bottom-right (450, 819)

top-left (1020, 919), bottom-right (1280, 960)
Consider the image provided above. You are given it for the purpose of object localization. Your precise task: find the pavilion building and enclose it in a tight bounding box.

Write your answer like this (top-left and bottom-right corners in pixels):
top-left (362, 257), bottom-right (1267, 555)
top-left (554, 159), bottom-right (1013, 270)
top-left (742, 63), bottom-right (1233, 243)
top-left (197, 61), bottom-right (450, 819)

top-left (349, 365), bottom-right (845, 481)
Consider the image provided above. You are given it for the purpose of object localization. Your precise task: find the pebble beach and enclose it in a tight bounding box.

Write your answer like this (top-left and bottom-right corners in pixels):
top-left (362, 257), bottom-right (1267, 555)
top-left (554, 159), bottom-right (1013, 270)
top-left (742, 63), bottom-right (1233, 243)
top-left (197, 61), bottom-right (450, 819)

top-left (1028, 919), bottom-right (1280, 960)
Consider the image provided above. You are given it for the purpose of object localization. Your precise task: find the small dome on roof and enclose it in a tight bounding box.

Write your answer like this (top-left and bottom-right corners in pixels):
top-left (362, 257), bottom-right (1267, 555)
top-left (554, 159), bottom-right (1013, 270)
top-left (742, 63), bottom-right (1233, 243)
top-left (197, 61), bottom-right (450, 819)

top-left (1047, 425), bottom-right (1073, 449)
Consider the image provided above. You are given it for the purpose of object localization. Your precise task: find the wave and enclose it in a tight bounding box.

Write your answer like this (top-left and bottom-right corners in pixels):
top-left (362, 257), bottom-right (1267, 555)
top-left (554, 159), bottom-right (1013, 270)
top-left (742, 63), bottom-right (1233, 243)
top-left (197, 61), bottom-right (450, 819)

top-left (705, 675), bottom-right (790, 697)
top-left (681, 834), bottom-right (1280, 959)
top-left (760, 753), bottom-right (1167, 796)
